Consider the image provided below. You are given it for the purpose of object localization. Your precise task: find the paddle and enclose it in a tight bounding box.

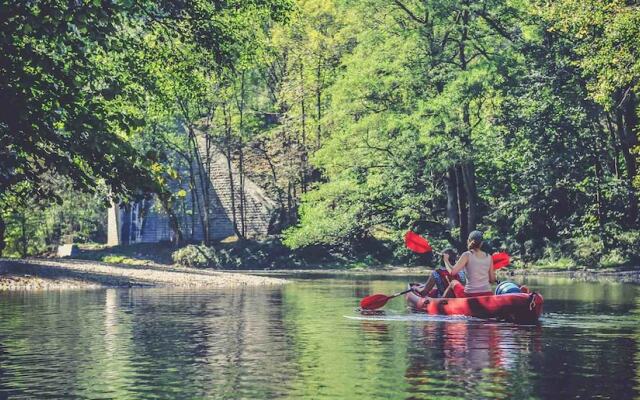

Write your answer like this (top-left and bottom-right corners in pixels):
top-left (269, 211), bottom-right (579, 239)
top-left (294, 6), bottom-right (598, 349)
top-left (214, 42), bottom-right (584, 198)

top-left (359, 231), bottom-right (433, 310)
top-left (359, 288), bottom-right (415, 310)
top-left (404, 230), bottom-right (432, 253)
top-left (492, 252), bottom-right (511, 270)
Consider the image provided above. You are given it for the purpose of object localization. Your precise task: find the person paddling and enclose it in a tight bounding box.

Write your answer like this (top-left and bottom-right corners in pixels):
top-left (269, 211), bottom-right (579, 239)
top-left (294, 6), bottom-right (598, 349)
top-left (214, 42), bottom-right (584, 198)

top-left (418, 248), bottom-right (465, 297)
top-left (443, 230), bottom-right (496, 298)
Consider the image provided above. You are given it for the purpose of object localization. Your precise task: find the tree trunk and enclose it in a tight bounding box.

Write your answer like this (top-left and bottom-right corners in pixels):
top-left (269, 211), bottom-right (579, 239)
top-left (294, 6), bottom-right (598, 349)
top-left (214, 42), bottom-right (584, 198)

top-left (189, 182), bottom-right (196, 240)
top-left (189, 131), bottom-right (210, 244)
top-left (187, 149), bottom-right (205, 243)
top-left (591, 126), bottom-right (609, 249)
top-left (287, 182), bottom-right (294, 225)
top-left (461, 161), bottom-right (478, 232)
top-left (19, 212), bottom-right (27, 258)
top-left (158, 192), bottom-right (183, 246)
top-left (238, 147), bottom-right (247, 237)
top-left (300, 61), bottom-right (308, 194)
top-left (621, 91), bottom-right (639, 223)
top-left (0, 213), bottom-right (5, 257)
top-left (237, 71), bottom-right (247, 237)
top-left (224, 105), bottom-right (241, 238)
top-left (445, 168), bottom-right (459, 229)
top-left (455, 166), bottom-right (468, 250)
top-left (316, 53), bottom-right (323, 150)
top-left (614, 96), bottom-right (638, 223)
top-left (257, 141), bottom-right (284, 210)
top-left (458, 5), bottom-right (479, 233)
top-left (604, 113), bottom-right (621, 178)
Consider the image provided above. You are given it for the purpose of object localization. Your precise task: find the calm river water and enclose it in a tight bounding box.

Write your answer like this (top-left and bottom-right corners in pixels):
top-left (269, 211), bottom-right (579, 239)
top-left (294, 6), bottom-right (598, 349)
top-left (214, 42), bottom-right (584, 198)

top-left (0, 273), bottom-right (639, 399)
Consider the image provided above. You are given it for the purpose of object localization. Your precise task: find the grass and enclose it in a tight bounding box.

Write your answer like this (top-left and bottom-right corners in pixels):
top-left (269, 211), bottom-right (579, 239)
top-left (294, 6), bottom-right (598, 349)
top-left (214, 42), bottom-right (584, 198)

top-left (528, 257), bottom-right (579, 271)
top-left (100, 255), bottom-right (149, 266)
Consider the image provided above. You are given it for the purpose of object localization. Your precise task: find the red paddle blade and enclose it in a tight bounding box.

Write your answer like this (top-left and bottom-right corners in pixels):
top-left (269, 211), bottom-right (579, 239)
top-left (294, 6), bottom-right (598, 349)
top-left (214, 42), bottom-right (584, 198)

top-left (492, 252), bottom-right (511, 269)
top-left (404, 231), bottom-right (433, 254)
top-left (360, 294), bottom-right (391, 310)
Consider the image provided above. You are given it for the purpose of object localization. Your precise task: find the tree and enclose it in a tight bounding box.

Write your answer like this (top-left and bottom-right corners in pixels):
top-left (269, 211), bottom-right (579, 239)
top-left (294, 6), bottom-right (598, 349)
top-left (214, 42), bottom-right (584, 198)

top-left (538, 0), bottom-right (640, 223)
top-left (0, 0), bottom-right (292, 254)
top-left (285, 0), bottom-right (522, 250)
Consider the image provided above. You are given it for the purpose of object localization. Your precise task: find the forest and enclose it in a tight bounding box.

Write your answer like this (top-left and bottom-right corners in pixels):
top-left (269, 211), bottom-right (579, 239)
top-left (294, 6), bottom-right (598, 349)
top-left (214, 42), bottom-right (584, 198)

top-left (1, 0), bottom-right (639, 269)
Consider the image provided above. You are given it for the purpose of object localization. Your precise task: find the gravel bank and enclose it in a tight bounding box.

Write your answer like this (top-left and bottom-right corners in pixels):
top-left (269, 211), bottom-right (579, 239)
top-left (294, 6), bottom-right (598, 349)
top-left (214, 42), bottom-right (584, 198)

top-left (0, 258), bottom-right (287, 291)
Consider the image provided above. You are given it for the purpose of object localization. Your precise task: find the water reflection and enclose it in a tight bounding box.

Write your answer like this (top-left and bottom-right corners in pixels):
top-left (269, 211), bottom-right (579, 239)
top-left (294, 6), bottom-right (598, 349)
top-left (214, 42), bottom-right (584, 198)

top-left (0, 276), bottom-right (638, 399)
top-left (401, 321), bottom-right (542, 399)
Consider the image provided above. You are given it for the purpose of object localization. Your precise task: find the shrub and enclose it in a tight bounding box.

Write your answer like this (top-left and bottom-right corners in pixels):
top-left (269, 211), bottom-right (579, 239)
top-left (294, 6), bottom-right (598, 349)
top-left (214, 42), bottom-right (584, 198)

top-left (171, 241), bottom-right (296, 269)
top-left (612, 230), bottom-right (640, 259)
top-left (570, 235), bottom-right (604, 267)
top-left (600, 249), bottom-right (629, 269)
top-left (172, 245), bottom-right (216, 269)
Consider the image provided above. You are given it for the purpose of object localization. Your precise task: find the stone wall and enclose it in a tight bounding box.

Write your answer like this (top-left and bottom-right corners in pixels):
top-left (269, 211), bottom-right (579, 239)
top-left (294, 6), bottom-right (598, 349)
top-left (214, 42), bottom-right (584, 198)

top-left (194, 134), bottom-right (276, 239)
top-left (108, 131), bottom-right (277, 246)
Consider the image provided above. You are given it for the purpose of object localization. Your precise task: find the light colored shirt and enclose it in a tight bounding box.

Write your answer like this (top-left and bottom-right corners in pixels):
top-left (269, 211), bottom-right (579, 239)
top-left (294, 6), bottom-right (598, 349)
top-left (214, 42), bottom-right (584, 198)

top-left (463, 250), bottom-right (491, 293)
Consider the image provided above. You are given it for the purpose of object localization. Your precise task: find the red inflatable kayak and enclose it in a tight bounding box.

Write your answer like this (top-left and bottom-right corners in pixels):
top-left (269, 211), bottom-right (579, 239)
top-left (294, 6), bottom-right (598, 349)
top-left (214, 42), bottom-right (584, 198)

top-left (405, 283), bottom-right (544, 324)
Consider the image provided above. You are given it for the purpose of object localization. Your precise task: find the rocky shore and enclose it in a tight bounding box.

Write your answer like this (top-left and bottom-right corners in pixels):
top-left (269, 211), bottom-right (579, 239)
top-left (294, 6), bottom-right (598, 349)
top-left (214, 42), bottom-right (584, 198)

top-left (0, 258), bottom-right (287, 291)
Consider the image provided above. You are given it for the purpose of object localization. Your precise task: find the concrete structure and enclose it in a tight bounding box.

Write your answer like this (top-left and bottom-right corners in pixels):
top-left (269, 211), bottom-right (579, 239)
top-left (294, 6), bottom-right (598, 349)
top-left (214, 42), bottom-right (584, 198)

top-left (108, 134), bottom-right (277, 246)
top-left (108, 199), bottom-right (174, 245)
top-left (56, 244), bottom-right (79, 258)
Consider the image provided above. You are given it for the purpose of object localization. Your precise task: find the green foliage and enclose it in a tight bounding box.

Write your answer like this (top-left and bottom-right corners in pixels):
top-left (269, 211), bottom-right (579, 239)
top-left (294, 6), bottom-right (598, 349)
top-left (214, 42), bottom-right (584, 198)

top-left (171, 243), bottom-right (272, 269)
top-left (171, 240), bottom-right (343, 269)
top-left (279, 0), bottom-right (640, 270)
top-left (570, 236), bottom-right (605, 267)
top-left (539, 0), bottom-right (640, 106)
top-left (0, 0), bottom-right (293, 255)
top-left (610, 229), bottom-right (640, 263)
top-left (0, 1), bottom-right (156, 203)
top-left (0, 181), bottom-right (107, 257)
top-left (2, 0), bottom-right (639, 270)
top-left (101, 255), bottom-right (147, 266)
top-left (600, 249), bottom-right (629, 269)
top-left (531, 256), bottom-right (577, 271)
top-left (172, 245), bottom-right (218, 269)
top-left (283, 179), bottom-right (364, 249)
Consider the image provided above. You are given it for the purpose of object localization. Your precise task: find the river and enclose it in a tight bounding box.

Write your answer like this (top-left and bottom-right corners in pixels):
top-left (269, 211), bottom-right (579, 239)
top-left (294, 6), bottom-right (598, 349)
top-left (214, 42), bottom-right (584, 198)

top-left (0, 273), bottom-right (638, 399)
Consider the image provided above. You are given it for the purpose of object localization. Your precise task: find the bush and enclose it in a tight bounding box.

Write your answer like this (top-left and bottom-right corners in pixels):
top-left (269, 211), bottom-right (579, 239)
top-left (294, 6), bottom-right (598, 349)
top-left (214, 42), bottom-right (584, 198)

top-left (600, 249), bottom-right (629, 269)
top-left (172, 245), bottom-right (217, 269)
top-left (171, 241), bottom-right (304, 269)
top-left (571, 235), bottom-right (604, 267)
top-left (612, 230), bottom-right (640, 259)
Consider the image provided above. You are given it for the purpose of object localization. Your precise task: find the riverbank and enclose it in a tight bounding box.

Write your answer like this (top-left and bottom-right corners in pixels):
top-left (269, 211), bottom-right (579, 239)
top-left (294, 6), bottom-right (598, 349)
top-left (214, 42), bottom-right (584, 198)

top-left (0, 258), bottom-right (287, 291)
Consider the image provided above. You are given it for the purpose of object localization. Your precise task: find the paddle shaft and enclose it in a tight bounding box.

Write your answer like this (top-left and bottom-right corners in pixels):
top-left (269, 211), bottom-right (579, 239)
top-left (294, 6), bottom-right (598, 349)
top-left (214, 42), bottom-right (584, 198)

top-left (388, 288), bottom-right (414, 299)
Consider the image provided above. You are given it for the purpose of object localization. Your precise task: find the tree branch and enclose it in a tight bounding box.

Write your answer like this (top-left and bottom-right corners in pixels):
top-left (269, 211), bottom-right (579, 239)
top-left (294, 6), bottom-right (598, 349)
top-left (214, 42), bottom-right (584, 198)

top-left (392, 0), bottom-right (425, 24)
top-left (472, 9), bottom-right (514, 42)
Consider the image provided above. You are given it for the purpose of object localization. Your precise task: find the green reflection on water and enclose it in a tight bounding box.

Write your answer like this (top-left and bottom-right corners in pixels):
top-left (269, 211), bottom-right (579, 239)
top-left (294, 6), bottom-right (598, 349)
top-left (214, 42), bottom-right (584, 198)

top-left (0, 275), bottom-right (639, 399)
top-left (281, 282), bottom-right (411, 399)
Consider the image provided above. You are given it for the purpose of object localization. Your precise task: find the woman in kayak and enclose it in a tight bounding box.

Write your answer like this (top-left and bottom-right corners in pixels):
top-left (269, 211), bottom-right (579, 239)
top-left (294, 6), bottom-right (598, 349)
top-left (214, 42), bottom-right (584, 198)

top-left (443, 230), bottom-right (496, 298)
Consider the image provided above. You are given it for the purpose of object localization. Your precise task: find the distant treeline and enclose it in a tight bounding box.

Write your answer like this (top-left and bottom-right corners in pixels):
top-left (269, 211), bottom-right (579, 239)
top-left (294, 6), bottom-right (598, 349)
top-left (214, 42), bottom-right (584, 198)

top-left (1, 1), bottom-right (638, 268)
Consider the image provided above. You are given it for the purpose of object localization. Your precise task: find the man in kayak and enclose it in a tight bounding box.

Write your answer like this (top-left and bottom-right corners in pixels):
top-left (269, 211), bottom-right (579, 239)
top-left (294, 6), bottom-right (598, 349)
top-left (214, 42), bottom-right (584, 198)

top-left (442, 230), bottom-right (496, 298)
top-left (417, 248), bottom-right (466, 297)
